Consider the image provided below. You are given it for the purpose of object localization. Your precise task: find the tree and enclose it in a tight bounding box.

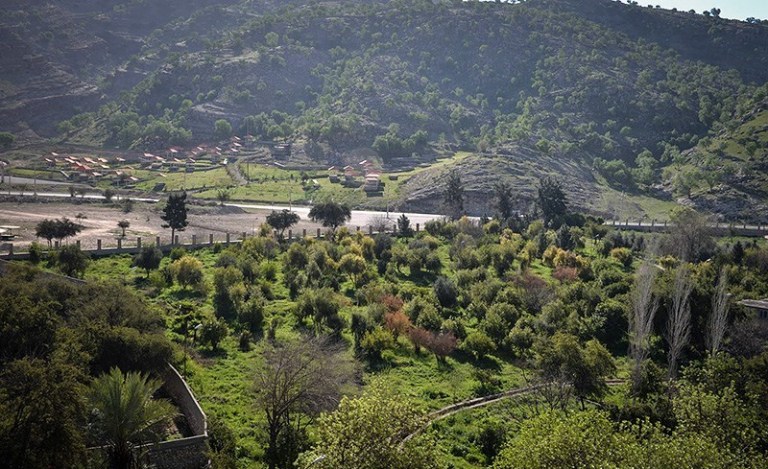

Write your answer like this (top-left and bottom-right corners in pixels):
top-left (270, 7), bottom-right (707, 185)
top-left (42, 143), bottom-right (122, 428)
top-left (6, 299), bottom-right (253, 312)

top-left (339, 253), bottom-right (367, 286)
top-left (38, 217), bottom-right (83, 245)
top-left (666, 265), bottom-right (693, 378)
top-left (132, 245), bottom-right (163, 278)
top-left (214, 119), bottom-right (233, 140)
top-left (297, 384), bottom-right (439, 469)
top-left (255, 337), bottom-right (356, 469)
top-left (462, 331), bottom-right (497, 360)
top-left (161, 192), bottom-right (188, 243)
top-left (493, 181), bottom-right (514, 221)
top-left (397, 213), bottom-right (413, 237)
top-left (537, 177), bottom-right (567, 227)
top-left (308, 201), bottom-right (351, 233)
top-left (630, 261), bottom-right (659, 394)
top-left (667, 207), bottom-right (713, 262)
top-left (56, 244), bottom-right (89, 277)
top-left (294, 288), bottom-right (343, 334)
top-left (117, 220), bottom-right (130, 238)
top-left (103, 188), bottom-right (115, 203)
top-left (0, 131), bottom-right (14, 148)
top-left (425, 332), bottom-right (458, 363)
top-left (88, 368), bottom-right (175, 469)
top-left (35, 219), bottom-right (58, 248)
top-left (443, 170), bottom-right (464, 219)
top-left (171, 255), bottom-right (204, 289)
top-left (534, 334), bottom-right (615, 409)
top-left (216, 188), bottom-right (231, 206)
top-left (706, 268), bottom-right (729, 355)
top-left (266, 209), bottom-right (300, 240)
top-left (200, 318), bottom-right (228, 351)
top-left (0, 357), bottom-right (87, 468)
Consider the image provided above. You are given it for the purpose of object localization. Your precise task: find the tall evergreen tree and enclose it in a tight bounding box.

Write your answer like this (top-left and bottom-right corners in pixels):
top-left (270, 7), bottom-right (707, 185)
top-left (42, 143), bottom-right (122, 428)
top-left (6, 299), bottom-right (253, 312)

top-left (537, 177), bottom-right (567, 227)
top-left (161, 192), bottom-right (188, 243)
top-left (443, 170), bottom-right (464, 220)
top-left (493, 181), bottom-right (514, 222)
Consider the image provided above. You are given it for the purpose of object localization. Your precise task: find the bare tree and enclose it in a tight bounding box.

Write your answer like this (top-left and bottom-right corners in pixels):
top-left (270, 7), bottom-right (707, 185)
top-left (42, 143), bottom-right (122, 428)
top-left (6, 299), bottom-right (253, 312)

top-left (706, 268), bottom-right (730, 354)
top-left (629, 260), bottom-right (659, 393)
top-left (255, 336), bottom-right (356, 469)
top-left (665, 265), bottom-right (693, 378)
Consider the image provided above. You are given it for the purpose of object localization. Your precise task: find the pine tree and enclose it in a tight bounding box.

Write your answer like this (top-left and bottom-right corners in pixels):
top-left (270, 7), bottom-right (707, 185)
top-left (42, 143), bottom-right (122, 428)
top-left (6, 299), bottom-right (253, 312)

top-left (443, 170), bottom-right (464, 219)
top-left (161, 192), bottom-right (188, 243)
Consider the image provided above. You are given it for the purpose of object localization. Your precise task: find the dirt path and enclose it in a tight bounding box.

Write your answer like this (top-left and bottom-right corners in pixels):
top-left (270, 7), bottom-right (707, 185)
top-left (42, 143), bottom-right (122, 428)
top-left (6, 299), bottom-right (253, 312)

top-left (401, 379), bottom-right (626, 445)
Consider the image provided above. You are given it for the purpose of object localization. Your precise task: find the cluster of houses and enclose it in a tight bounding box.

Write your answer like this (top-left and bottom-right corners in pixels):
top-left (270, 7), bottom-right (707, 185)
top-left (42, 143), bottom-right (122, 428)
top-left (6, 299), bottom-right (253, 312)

top-left (138, 136), bottom-right (255, 170)
top-left (328, 159), bottom-right (383, 193)
top-left (44, 152), bottom-right (138, 184)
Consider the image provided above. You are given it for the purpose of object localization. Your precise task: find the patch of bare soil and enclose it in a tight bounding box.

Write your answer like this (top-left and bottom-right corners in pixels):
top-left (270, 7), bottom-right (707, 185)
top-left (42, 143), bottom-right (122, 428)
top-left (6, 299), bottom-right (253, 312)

top-left (0, 200), bottom-right (323, 252)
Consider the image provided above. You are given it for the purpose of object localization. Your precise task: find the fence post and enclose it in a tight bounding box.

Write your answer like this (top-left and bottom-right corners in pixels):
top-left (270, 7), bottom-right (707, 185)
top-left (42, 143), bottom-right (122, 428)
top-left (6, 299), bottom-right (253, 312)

top-left (97, 239), bottom-right (102, 251)
top-left (174, 235), bottom-right (179, 245)
top-left (192, 235), bottom-right (197, 246)
top-left (288, 230), bottom-right (292, 240)
top-left (76, 240), bottom-right (81, 249)
top-left (369, 225), bottom-right (373, 235)
top-left (156, 236), bottom-right (161, 247)
top-left (209, 233), bottom-right (214, 245)
top-left (317, 228), bottom-right (321, 239)
top-left (226, 233), bottom-right (230, 245)
top-left (137, 237), bottom-right (142, 249)
top-left (302, 229), bottom-right (306, 238)
top-left (242, 231), bottom-right (246, 241)
top-left (416, 223), bottom-right (420, 232)
top-left (117, 238), bottom-right (122, 250)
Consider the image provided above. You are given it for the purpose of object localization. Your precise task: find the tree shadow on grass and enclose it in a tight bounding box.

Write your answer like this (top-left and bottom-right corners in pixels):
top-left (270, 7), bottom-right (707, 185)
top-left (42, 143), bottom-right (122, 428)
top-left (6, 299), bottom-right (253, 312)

top-left (452, 349), bottom-right (503, 372)
top-left (198, 346), bottom-right (228, 359)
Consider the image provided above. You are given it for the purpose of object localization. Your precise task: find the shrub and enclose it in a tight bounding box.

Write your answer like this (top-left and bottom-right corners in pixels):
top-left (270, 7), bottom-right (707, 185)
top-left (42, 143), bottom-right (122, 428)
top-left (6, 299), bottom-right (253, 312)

top-left (360, 327), bottom-right (396, 361)
top-left (171, 255), bottom-right (204, 289)
top-left (239, 296), bottom-right (265, 335)
top-left (462, 331), bottom-right (497, 360)
top-left (433, 276), bottom-right (458, 308)
top-left (609, 247), bottom-right (633, 268)
top-left (200, 319), bottom-right (228, 350)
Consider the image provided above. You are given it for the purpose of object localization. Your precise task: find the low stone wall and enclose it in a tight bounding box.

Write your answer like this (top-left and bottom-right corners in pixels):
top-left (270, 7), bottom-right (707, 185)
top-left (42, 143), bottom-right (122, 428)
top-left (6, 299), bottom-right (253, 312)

top-left (88, 364), bottom-right (209, 469)
top-left (161, 364), bottom-right (207, 437)
top-left (143, 364), bottom-right (208, 469)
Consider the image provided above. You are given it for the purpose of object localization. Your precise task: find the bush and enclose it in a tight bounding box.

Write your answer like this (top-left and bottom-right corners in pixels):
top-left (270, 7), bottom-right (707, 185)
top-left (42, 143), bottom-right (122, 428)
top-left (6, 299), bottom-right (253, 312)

top-left (609, 247), bottom-right (633, 268)
top-left (433, 277), bottom-right (458, 308)
top-left (171, 255), bottom-right (205, 289)
top-left (169, 246), bottom-right (187, 260)
top-left (462, 331), bottom-right (497, 359)
top-left (239, 296), bottom-right (265, 335)
top-left (56, 244), bottom-right (89, 277)
top-left (28, 242), bottom-right (44, 264)
top-left (200, 318), bottom-right (228, 350)
top-left (360, 327), bottom-right (396, 362)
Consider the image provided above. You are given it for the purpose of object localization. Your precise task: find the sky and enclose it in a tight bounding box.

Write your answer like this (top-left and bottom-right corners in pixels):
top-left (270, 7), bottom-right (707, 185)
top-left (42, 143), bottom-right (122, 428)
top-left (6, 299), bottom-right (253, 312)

top-left (641, 1), bottom-right (768, 20)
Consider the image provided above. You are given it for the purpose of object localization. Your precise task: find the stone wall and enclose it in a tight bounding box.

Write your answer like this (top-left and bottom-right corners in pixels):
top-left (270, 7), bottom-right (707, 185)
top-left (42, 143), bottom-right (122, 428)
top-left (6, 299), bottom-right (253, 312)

top-left (143, 364), bottom-right (209, 469)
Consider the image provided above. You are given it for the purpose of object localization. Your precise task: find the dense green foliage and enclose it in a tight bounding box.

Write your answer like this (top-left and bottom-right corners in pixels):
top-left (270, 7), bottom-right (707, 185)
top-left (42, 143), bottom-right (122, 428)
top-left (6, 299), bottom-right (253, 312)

top-left (0, 266), bottom-right (173, 468)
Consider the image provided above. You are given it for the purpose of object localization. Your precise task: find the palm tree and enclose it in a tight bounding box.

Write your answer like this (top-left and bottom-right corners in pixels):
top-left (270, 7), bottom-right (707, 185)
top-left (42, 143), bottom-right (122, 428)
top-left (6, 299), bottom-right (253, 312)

top-left (88, 368), bottom-right (176, 469)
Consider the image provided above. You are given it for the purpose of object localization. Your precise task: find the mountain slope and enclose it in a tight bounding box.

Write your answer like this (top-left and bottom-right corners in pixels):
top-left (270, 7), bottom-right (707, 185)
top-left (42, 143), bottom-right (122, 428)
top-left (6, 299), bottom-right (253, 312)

top-left (3, 0), bottom-right (768, 218)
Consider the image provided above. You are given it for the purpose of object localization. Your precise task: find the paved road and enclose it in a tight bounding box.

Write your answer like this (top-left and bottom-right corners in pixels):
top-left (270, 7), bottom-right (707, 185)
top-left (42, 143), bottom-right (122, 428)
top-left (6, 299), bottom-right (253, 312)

top-left (1, 175), bottom-right (72, 186)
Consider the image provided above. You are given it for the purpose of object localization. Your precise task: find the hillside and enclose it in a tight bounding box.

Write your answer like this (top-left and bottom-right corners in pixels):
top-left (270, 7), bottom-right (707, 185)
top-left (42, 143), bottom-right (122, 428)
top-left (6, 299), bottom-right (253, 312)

top-left (2, 0), bottom-right (768, 218)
